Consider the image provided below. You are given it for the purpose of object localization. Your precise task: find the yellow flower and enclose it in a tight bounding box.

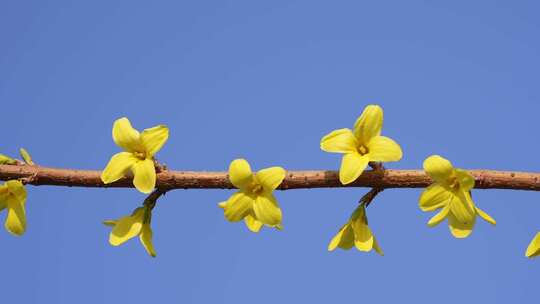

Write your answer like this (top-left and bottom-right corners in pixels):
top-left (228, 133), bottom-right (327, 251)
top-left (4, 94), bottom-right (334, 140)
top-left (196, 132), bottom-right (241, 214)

top-left (419, 155), bottom-right (496, 238)
top-left (320, 104), bottom-right (402, 185)
top-left (0, 180), bottom-right (27, 236)
top-left (101, 117), bottom-right (169, 194)
top-left (526, 232), bottom-right (540, 258)
top-left (104, 206), bottom-right (156, 257)
top-left (328, 203), bottom-right (383, 255)
top-left (219, 159), bottom-right (286, 232)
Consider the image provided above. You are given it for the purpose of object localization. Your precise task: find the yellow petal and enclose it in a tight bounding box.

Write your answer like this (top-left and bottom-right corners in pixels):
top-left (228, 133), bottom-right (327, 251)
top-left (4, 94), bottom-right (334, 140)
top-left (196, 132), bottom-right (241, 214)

top-left (256, 166), bottom-right (286, 192)
top-left (5, 194), bottom-right (26, 236)
top-left (328, 223), bottom-right (355, 251)
top-left (228, 159), bottom-right (254, 190)
top-left (373, 237), bottom-right (384, 256)
top-left (427, 204), bottom-right (450, 227)
top-left (423, 155), bottom-right (454, 184)
top-left (419, 184), bottom-right (453, 211)
top-left (367, 136), bottom-right (402, 162)
top-left (448, 213), bottom-right (475, 238)
top-left (6, 180), bottom-right (27, 202)
top-left (101, 152), bottom-right (138, 184)
top-left (450, 191), bottom-right (476, 224)
top-left (353, 104), bottom-right (383, 144)
top-left (223, 192), bottom-right (254, 222)
top-left (109, 209), bottom-right (144, 246)
top-left (475, 206), bottom-right (496, 225)
top-left (352, 218), bottom-right (374, 252)
top-left (217, 201), bottom-right (228, 209)
top-left (455, 169), bottom-right (475, 192)
top-left (526, 232), bottom-right (540, 258)
top-left (244, 214), bottom-right (264, 233)
top-left (132, 158), bottom-right (156, 194)
top-left (320, 128), bottom-right (358, 153)
top-left (141, 125), bottom-right (169, 157)
top-left (0, 184), bottom-right (7, 212)
top-left (339, 152), bottom-right (369, 185)
top-left (253, 193), bottom-right (282, 226)
top-left (139, 224), bottom-right (157, 257)
top-left (112, 117), bottom-right (144, 152)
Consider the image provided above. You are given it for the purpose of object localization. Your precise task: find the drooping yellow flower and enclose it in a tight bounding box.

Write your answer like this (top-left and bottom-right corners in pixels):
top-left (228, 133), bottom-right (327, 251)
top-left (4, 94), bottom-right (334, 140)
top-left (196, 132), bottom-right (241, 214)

top-left (328, 203), bottom-right (383, 255)
top-left (101, 117), bottom-right (169, 194)
top-left (0, 180), bottom-right (27, 236)
top-left (320, 105), bottom-right (402, 185)
top-left (526, 232), bottom-right (540, 258)
top-left (419, 155), bottom-right (496, 238)
top-left (104, 206), bottom-right (156, 257)
top-left (219, 159), bottom-right (286, 232)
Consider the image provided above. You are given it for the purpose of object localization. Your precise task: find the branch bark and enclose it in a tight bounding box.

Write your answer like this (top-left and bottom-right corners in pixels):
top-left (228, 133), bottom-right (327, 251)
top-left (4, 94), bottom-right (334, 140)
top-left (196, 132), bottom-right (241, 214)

top-left (1, 164), bottom-right (540, 191)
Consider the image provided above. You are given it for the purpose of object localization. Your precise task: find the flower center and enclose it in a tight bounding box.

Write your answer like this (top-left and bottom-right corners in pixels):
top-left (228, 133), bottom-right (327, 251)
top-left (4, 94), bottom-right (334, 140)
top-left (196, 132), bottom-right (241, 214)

top-left (448, 177), bottom-right (460, 191)
top-left (134, 151), bottom-right (146, 160)
top-left (251, 182), bottom-right (264, 195)
top-left (357, 145), bottom-right (369, 155)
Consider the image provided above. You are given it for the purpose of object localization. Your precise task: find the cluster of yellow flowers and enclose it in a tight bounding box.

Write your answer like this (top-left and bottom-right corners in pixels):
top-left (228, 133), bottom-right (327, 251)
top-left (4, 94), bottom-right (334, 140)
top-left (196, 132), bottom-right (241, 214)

top-left (2, 105), bottom-right (540, 259)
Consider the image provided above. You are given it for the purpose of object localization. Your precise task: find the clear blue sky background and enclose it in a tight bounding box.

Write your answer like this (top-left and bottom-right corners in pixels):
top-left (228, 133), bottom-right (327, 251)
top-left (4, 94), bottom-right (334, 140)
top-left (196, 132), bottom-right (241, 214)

top-left (1, 1), bottom-right (539, 303)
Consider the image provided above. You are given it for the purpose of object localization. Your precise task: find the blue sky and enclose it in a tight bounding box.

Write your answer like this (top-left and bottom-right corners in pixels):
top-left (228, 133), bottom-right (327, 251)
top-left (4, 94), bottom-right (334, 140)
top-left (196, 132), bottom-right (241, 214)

top-left (1, 1), bottom-right (540, 303)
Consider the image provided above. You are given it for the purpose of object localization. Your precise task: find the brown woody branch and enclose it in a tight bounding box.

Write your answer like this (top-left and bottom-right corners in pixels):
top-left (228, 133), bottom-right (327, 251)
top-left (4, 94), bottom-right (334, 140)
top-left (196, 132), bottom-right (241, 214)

top-left (1, 164), bottom-right (540, 191)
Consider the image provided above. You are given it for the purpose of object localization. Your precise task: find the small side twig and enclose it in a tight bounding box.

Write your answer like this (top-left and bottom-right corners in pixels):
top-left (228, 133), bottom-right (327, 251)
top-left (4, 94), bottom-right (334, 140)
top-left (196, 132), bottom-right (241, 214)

top-left (143, 188), bottom-right (168, 210)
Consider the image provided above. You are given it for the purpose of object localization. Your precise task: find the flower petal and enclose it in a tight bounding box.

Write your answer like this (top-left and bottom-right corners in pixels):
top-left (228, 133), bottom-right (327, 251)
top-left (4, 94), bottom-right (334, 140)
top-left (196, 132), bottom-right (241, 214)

top-left (6, 180), bottom-right (27, 202)
top-left (132, 158), bottom-right (156, 194)
top-left (352, 219), bottom-right (374, 252)
top-left (448, 213), bottom-right (475, 238)
top-left (450, 191), bottom-right (476, 224)
top-left (244, 214), bottom-right (264, 233)
top-left (223, 192), bottom-right (254, 222)
top-left (320, 128), bottom-right (358, 153)
top-left (228, 159), bottom-right (254, 190)
top-left (256, 166), bottom-right (286, 192)
top-left (109, 209), bottom-right (144, 246)
top-left (139, 224), bottom-right (157, 257)
top-left (526, 232), bottom-right (540, 258)
top-left (141, 125), bottom-right (169, 157)
top-left (353, 105), bottom-right (383, 144)
top-left (112, 117), bottom-right (144, 152)
top-left (253, 193), bottom-right (282, 226)
top-left (427, 204), bottom-right (450, 227)
top-left (455, 169), bottom-right (475, 192)
top-left (475, 206), bottom-right (496, 225)
top-left (328, 223), bottom-right (355, 251)
top-left (5, 194), bottom-right (26, 236)
top-left (423, 155), bottom-right (454, 184)
top-left (339, 152), bottom-right (369, 185)
top-left (419, 184), bottom-right (453, 211)
top-left (367, 136), bottom-right (402, 162)
top-left (373, 237), bottom-right (384, 256)
top-left (101, 152), bottom-right (138, 184)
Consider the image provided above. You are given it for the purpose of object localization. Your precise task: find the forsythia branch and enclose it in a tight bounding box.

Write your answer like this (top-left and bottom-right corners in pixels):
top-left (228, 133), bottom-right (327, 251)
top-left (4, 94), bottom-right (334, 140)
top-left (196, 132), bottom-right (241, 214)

top-left (1, 164), bottom-right (539, 191)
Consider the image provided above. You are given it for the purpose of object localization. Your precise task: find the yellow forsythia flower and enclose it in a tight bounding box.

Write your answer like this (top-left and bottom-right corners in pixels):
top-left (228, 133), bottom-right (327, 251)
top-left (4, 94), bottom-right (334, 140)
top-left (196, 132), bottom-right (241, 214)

top-left (328, 203), bottom-right (383, 255)
top-left (101, 117), bottom-right (169, 194)
top-left (219, 159), bottom-right (286, 232)
top-left (104, 206), bottom-right (156, 257)
top-left (525, 232), bottom-right (540, 258)
top-left (419, 155), bottom-right (495, 238)
top-left (320, 105), bottom-right (402, 185)
top-left (0, 180), bottom-right (27, 236)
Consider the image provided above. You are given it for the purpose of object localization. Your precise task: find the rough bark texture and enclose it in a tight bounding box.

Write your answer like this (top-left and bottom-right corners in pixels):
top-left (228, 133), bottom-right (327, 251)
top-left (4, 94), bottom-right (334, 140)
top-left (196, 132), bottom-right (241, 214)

top-left (1, 164), bottom-right (539, 191)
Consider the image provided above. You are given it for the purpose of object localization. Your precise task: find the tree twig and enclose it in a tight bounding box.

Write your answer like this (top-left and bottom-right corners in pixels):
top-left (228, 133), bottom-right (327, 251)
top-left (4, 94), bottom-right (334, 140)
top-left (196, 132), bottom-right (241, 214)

top-left (1, 164), bottom-right (539, 191)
